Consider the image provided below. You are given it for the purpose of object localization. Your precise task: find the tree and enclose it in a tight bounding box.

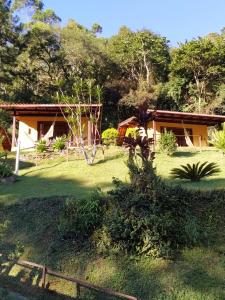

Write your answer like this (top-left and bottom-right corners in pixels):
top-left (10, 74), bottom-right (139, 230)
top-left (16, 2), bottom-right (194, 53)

top-left (91, 23), bottom-right (102, 35)
top-left (60, 20), bottom-right (110, 85)
top-left (0, 0), bottom-right (64, 103)
top-left (170, 36), bottom-right (225, 113)
top-left (108, 27), bottom-right (170, 86)
top-left (58, 79), bottom-right (102, 165)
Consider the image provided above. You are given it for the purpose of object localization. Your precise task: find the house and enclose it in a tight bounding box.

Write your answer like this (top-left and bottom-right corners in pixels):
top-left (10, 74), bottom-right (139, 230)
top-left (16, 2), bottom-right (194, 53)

top-left (118, 110), bottom-right (225, 147)
top-left (0, 104), bottom-right (102, 151)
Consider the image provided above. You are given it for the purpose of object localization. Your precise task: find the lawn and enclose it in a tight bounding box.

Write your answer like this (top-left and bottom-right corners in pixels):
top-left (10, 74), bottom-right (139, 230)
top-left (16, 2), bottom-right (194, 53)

top-left (0, 147), bottom-right (225, 299)
top-left (0, 147), bottom-right (128, 204)
top-left (1, 147), bottom-right (225, 204)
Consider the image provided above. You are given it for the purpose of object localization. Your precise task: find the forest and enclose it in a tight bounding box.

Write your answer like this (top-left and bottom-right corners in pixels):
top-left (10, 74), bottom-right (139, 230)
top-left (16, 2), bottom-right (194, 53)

top-left (1, 0), bottom-right (225, 129)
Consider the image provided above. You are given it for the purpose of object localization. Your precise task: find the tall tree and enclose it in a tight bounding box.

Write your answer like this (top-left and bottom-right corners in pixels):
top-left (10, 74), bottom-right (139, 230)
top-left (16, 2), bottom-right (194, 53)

top-left (170, 36), bottom-right (225, 113)
top-left (108, 27), bottom-right (170, 87)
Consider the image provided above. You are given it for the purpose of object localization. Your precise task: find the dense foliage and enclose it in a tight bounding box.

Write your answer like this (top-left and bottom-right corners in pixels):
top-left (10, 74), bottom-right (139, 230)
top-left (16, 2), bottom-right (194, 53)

top-left (101, 128), bottom-right (118, 145)
top-left (2, 1), bottom-right (225, 129)
top-left (58, 155), bottom-right (214, 258)
top-left (212, 123), bottom-right (225, 153)
top-left (58, 190), bottom-right (104, 240)
top-left (158, 130), bottom-right (177, 155)
top-left (0, 162), bottom-right (13, 178)
top-left (52, 136), bottom-right (66, 151)
top-left (171, 161), bottom-right (220, 182)
top-left (36, 139), bottom-right (47, 152)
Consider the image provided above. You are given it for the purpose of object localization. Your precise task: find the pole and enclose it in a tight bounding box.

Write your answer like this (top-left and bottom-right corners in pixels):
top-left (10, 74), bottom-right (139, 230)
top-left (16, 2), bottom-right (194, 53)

top-left (14, 141), bottom-right (20, 176)
top-left (12, 115), bottom-right (16, 150)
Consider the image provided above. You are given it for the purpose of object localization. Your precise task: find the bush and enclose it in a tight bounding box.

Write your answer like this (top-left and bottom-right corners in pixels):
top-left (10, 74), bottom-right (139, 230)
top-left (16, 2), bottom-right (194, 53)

top-left (53, 136), bottom-right (66, 151)
top-left (125, 127), bottom-right (139, 139)
top-left (212, 123), bottom-right (225, 153)
top-left (36, 140), bottom-right (47, 153)
top-left (97, 158), bottom-right (202, 258)
top-left (102, 128), bottom-right (118, 145)
top-left (0, 162), bottom-right (13, 179)
top-left (158, 130), bottom-right (177, 155)
top-left (171, 161), bottom-right (220, 181)
top-left (58, 189), bottom-right (104, 239)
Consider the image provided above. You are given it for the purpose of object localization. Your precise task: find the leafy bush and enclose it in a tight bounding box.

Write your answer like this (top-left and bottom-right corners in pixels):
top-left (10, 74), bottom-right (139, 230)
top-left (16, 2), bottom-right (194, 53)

top-left (97, 157), bottom-right (202, 258)
top-left (58, 189), bottom-right (104, 239)
top-left (125, 127), bottom-right (139, 139)
top-left (212, 123), bottom-right (225, 153)
top-left (53, 136), bottom-right (67, 151)
top-left (158, 130), bottom-right (177, 155)
top-left (171, 161), bottom-right (220, 182)
top-left (36, 139), bottom-right (47, 153)
top-left (0, 162), bottom-right (13, 178)
top-left (102, 128), bottom-right (118, 145)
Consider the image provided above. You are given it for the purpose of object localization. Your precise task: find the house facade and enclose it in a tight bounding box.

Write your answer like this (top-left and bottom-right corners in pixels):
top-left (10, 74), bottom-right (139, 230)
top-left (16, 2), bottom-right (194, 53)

top-left (0, 104), bottom-right (102, 151)
top-left (118, 110), bottom-right (225, 147)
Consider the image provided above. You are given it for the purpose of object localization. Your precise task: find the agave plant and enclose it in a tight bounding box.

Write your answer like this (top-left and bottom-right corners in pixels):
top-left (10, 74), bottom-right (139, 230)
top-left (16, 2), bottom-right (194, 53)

top-left (212, 123), bottom-right (225, 153)
top-left (171, 161), bottom-right (220, 182)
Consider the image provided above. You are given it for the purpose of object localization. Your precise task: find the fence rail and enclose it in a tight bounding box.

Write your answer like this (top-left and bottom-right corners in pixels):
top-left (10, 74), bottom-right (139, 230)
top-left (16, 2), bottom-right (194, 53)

top-left (10, 258), bottom-right (138, 300)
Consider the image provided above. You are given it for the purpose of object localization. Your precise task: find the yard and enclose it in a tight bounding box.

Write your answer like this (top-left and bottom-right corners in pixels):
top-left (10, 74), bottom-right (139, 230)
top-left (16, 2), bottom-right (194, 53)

top-left (0, 147), bottom-right (225, 299)
top-left (1, 147), bottom-right (225, 204)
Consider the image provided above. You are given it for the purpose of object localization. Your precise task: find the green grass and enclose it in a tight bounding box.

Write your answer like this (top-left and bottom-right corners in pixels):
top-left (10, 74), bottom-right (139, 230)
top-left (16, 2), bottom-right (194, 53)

top-left (155, 148), bottom-right (225, 190)
top-left (0, 147), bottom-right (128, 204)
top-left (1, 147), bottom-right (225, 299)
top-left (1, 147), bottom-right (225, 204)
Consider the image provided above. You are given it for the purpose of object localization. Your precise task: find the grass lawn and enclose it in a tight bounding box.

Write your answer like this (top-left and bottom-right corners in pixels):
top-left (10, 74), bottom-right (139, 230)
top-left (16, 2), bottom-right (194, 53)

top-left (1, 147), bottom-right (225, 204)
top-left (0, 147), bottom-right (128, 204)
top-left (0, 147), bottom-right (225, 299)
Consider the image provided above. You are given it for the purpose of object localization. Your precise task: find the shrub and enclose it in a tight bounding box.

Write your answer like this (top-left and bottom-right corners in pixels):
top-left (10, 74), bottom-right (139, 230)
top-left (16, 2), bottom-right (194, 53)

top-left (98, 157), bottom-right (202, 258)
top-left (36, 139), bottom-right (47, 153)
top-left (53, 136), bottom-right (66, 151)
top-left (171, 161), bottom-right (220, 182)
top-left (158, 130), bottom-right (177, 155)
top-left (58, 189), bottom-right (104, 239)
top-left (102, 128), bottom-right (118, 145)
top-left (0, 162), bottom-right (13, 179)
top-left (212, 123), bottom-right (225, 153)
top-left (125, 127), bottom-right (139, 139)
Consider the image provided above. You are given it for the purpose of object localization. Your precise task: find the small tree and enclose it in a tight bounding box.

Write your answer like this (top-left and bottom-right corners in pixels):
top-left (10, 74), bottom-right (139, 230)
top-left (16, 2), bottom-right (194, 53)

top-left (58, 79), bottom-right (102, 165)
top-left (158, 130), bottom-right (177, 155)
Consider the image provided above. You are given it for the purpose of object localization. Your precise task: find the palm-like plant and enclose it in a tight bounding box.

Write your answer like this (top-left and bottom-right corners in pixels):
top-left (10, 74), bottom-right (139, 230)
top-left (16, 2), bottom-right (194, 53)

top-left (212, 123), bottom-right (225, 153)
top-left (171, 161), bottom-right (220, 182)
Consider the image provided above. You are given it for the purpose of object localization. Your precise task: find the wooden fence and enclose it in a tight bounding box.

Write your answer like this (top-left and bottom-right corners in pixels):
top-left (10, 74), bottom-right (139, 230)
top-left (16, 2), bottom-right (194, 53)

top-left (12, 258), bottom-right (138, 300)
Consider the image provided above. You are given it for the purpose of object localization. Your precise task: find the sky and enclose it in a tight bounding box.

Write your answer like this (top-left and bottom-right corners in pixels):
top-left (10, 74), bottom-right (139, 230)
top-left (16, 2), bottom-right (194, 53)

top-left (43, 0), bottom-right (225, 46)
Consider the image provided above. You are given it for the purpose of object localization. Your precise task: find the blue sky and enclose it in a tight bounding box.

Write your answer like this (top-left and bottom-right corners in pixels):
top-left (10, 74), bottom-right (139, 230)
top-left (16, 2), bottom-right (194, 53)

top-left (43, 0), bottom-right (225, 46)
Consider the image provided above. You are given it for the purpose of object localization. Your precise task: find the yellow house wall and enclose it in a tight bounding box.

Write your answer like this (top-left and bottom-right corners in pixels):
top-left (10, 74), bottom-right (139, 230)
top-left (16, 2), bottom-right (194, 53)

top-left (16, 116), bottom-right (88, 149)
top-left (147, 121), bottom-right (208, 147)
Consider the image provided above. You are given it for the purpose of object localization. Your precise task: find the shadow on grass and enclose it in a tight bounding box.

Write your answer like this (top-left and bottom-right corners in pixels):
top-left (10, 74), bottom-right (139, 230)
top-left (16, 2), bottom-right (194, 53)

top-left (6, 158), bottom-right (35, 170)
top-left (0, 273), bottom-right (76, 300)
top-left (163, 177), bottom-right (225, 191)
top-left (95, 152), bottom-right (124, 165)
top-left (0, 170), bottom-right (115, 204)
top-left (22, 163), bottom-right (63, 176)
top-left (173, 151), bottom-right (198, 158)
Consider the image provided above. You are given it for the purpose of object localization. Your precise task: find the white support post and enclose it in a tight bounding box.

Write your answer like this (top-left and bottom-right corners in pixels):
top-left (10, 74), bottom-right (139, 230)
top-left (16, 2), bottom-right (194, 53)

top-left (12, 115), bottom-right (16, 150)
top-left (14, 141), bottom-right (20, 176)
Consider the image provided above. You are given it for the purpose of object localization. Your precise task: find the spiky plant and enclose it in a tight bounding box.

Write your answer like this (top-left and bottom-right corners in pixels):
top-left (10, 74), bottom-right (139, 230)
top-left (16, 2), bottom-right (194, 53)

top-left (212, 123), bottom-right (225, 153)
top-left (171, 161), bottom-right (220, 182)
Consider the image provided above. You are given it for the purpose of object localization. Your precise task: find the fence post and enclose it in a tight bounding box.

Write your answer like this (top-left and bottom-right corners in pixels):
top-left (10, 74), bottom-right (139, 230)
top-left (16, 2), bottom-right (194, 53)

top-left (41, 265), bottom-right (47, 288)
